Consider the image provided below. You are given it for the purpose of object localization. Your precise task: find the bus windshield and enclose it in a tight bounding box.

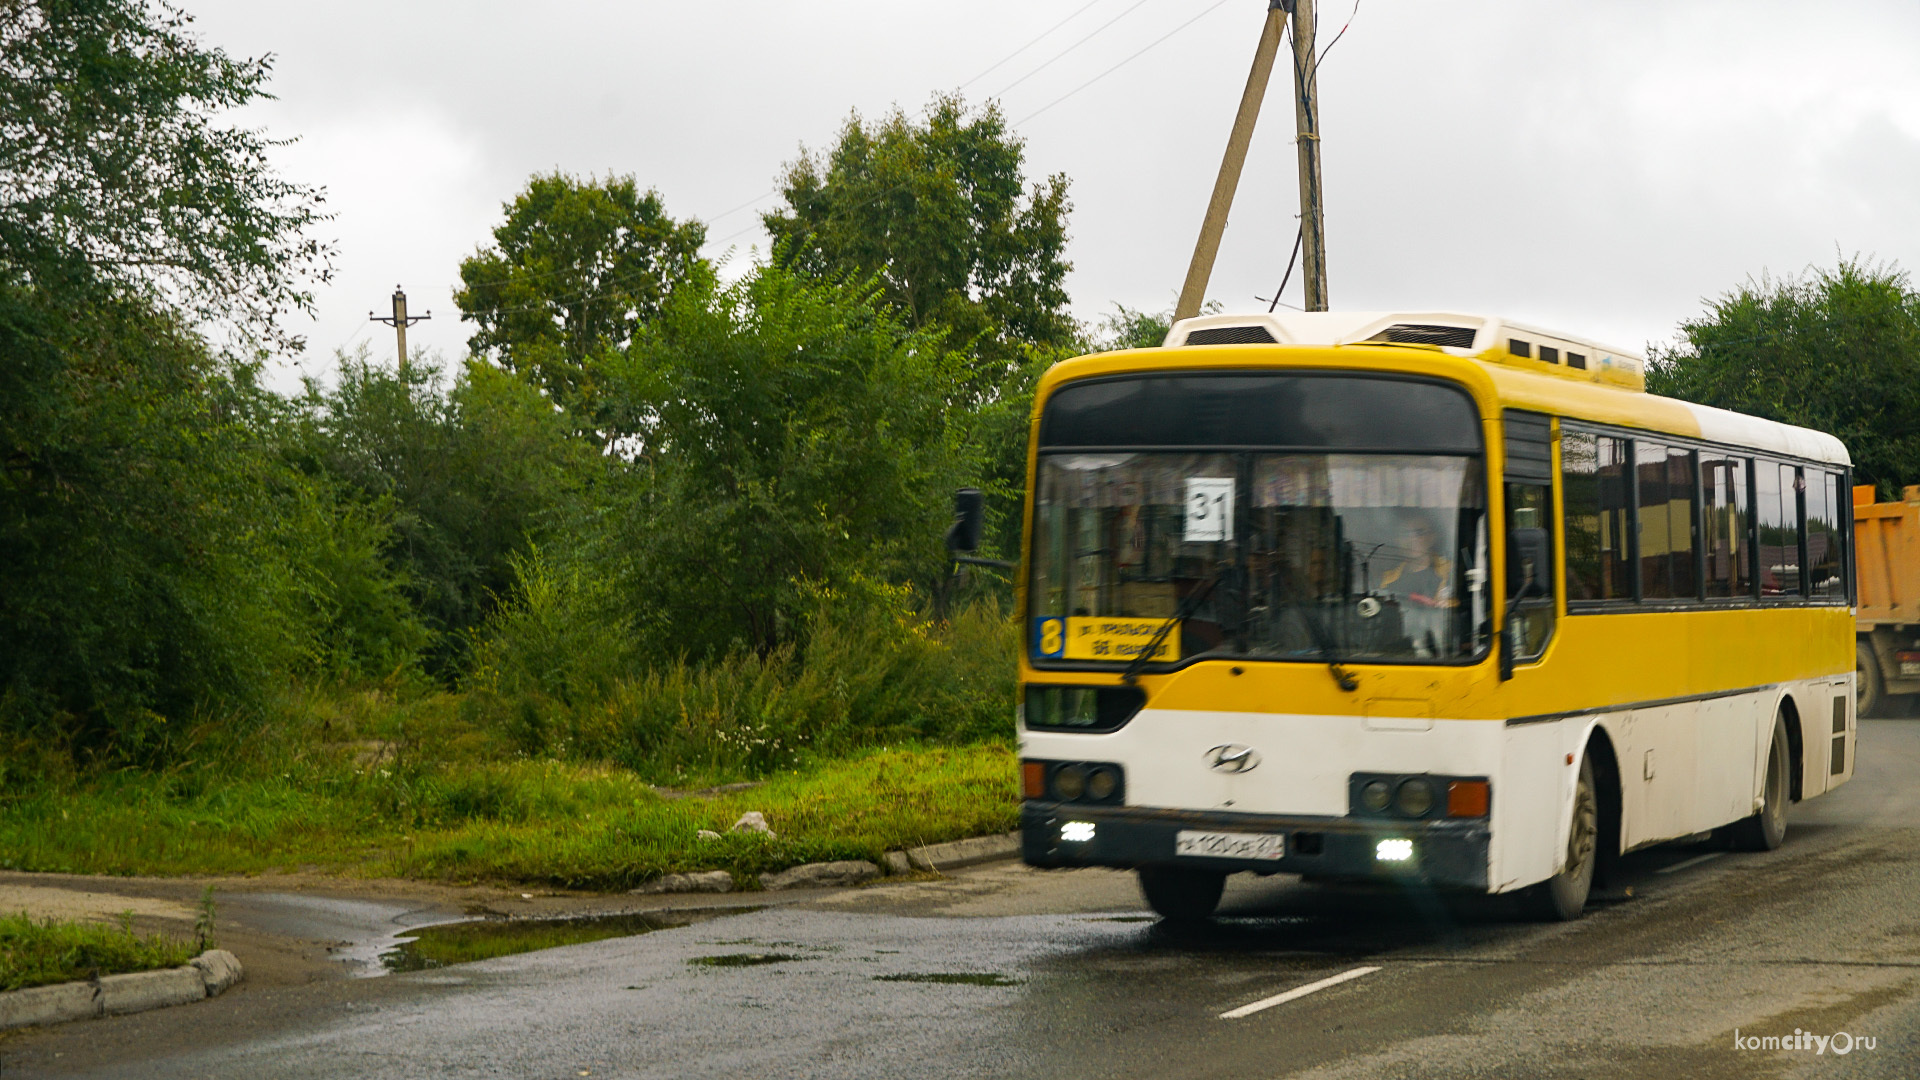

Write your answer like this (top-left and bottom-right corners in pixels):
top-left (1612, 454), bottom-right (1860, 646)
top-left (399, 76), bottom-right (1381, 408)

top-left (1030, 452), bottom-right (1489, 665)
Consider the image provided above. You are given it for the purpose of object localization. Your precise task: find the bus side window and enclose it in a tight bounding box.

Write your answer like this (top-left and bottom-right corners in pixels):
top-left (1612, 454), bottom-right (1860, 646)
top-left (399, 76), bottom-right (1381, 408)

top-left (1637, 442), bottom-right (1698, 599)
top-left (1562, 431), bottom-right (1633, 602)
top-left (1508, 484), bottom-right (1554, 661)
top-left (1757, 461), bottom-right (1802, 597)
top-left (1701, 456), bottom-right (1751, 598)
top-left (1806, 471), bottom-right (1843, 601)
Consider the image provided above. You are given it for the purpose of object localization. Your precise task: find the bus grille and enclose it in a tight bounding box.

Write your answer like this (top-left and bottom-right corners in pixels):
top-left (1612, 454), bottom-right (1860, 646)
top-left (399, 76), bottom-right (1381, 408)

top-left (1373, 323), bottom-right (1479, 348)
top-left (1184, 325), bottom-right (1278, 345)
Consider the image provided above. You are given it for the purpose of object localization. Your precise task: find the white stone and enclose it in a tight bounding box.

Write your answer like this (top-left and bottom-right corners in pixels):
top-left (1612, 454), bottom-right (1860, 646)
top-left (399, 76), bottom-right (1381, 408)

top-left (629, 870), bottom-right (735, 895)
top-left (191, 949), bottom-right (244, 996)
top-left (730, 811), bottom-right (775, 838)
top-left (696, 829), bottom-right (722, 841)
top-left (758, 860), bottom-right (880, 891)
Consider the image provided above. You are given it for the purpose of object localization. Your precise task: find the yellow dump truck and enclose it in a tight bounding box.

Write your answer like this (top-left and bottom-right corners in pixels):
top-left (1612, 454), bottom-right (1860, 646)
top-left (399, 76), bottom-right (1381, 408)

top-left (1853, 485), bottom-right (1920, 714)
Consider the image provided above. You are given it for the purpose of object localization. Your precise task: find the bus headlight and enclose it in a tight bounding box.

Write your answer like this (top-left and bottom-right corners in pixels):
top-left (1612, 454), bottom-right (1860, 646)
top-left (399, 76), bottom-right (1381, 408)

top-left (1361, 779), bottom-right (1392, 812)
top-left (1395, 779), bottom-right (1436, 817)
top-left (1053, 765), bottom-right (1087, 801)
top-left (1085, 767), bottom-right (1118, 801)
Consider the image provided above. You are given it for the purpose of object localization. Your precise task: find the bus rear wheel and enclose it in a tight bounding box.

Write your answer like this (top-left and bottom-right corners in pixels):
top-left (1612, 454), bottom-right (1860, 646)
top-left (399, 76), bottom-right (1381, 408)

top-left (1527, 754), bottom-right (1597, 922)
top-left (1138, 866), bottom-right (1226, 924)
top-left (1857, 641), bottom-right (1886, 719)
top-left (1725, 715), bottom-right (1790, 851)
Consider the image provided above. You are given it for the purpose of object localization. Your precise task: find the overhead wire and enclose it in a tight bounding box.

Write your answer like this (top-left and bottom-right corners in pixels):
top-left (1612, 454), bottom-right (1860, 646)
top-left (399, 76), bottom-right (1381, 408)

top-left (959, 0), bottom-right (1103, 91)
top-left (993, 0), bottom-right (1157, 98)
top-left (1015, 0), bottom-right (1236, 125)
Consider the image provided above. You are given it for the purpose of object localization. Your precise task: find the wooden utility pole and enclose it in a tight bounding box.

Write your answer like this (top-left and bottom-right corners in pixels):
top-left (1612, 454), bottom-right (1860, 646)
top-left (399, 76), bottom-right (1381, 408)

top-left (1174, 3), bottom-right (1286, 322)
top-left (1289, 0), bottom-right (1328, 310)
top-left (370, 285), bottom-right (430, 375)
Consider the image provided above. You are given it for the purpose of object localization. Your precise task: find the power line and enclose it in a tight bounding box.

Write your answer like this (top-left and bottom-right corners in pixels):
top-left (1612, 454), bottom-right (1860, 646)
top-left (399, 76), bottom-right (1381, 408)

top-left (1015, 0), bottom-right (1236, 126)
top-left (1310, 0), bottom-right (1361, 82)
top-left (994, 0), bottom-right (1157, 98)
top-left (703, 187), bottom-right (781, 226)
top-left (960, 0), bottom-right (1102, 90)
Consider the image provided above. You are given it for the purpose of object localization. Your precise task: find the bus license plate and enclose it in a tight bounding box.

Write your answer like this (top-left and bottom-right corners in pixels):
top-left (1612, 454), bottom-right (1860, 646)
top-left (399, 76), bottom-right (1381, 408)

top-left (1176, 830), bottom-right (1284, 861)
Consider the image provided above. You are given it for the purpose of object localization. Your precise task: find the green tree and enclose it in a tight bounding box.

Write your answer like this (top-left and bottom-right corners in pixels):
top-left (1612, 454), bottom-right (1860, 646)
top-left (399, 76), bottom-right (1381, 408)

top-left (454, 173), bottom-right (706, 418)
top-left (0, 1), bottom-right (337, 755)
top-left (287, 350), bottom-right (593, 674)
top-left (0, 0), bottom-right (331, 346)
top-left (587, 263), bottom-right (974, 658)
top-left (762, 94), bottom-right (1075, 389)
top-left (1647, 259), bottom-right (1920, 492)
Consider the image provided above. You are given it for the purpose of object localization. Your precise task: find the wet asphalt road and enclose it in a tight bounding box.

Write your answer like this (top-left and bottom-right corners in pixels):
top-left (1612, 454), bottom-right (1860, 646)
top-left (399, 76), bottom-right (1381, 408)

top-left (7, 722), bottom-right (1920, 1079)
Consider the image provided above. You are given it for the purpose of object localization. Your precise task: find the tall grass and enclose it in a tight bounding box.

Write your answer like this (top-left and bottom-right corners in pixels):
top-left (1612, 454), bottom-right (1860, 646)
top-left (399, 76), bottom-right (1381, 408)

top-left (0, 583), bottom-right (1025, 888)
top-left (462, 564), bottom-right (1019, 783)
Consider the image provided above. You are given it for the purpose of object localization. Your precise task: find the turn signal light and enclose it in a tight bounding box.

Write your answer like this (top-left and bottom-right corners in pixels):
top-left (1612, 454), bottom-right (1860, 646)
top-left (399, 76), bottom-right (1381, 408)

top-left (1022, 761), bottom-right (1046, 799)
top-left (1447, 779), bottom-right (1490, 818)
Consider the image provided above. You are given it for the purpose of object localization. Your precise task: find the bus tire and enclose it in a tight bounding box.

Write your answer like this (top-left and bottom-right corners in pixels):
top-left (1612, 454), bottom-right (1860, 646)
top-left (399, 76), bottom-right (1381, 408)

top-left (1856, 641), bottom-right (1886, 719)
top-left (1138, 866), bottom-right (1225, 923)
top-left (1527, 754), bottom-right (1597, 922)
top-left (1727, 715), bottom-right (1790, 852)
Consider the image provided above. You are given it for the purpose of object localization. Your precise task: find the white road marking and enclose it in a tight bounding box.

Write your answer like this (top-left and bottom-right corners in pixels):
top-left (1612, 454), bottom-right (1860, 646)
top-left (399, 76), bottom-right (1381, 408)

top-left (1219, 965), bottom-right (1382, 1019)
top-left (1656, 851), bottom-right (1727, 875)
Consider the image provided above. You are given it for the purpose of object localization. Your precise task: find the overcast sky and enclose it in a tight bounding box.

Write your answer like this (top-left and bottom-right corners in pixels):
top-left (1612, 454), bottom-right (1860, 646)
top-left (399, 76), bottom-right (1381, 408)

top-left (182, 0), bottom-right (1920, 391)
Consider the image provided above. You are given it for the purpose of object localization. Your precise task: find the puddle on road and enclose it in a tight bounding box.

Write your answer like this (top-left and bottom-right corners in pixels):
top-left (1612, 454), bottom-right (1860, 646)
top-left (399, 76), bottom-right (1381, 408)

top-left (383, 909), bottom-right (746, 973)
top-left (687, 952), bottom-right (805, 968)
top-left (874, 972), bottom-right (1023, 987)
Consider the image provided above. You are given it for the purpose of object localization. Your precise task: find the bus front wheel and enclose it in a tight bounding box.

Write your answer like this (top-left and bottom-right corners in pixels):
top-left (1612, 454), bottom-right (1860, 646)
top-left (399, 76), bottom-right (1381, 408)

top-left (1527, 754), bottom-right (1597, 921)
top-left (1725, 715), bottom-right (1790, 852)
top-left (1138, 866), bottom-right (1225, 923)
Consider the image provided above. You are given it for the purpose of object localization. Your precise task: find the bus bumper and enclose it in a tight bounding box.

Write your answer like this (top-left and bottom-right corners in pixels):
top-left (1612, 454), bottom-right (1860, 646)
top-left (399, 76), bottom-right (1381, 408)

top-left (1021, 801), bottom-right (1491, 892)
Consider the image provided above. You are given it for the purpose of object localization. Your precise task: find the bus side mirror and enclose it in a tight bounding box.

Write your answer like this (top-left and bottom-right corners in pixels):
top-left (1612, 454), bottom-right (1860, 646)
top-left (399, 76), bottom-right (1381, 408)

top-left (1508, 527), bottom-right (1550, 600)
top-left (946, 487), bottom-right (985, 554)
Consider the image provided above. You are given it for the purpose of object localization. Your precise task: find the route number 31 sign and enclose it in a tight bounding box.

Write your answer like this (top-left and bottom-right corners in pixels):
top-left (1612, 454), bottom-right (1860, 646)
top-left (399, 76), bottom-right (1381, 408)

top-left (1184, 477), bottom-right (1234, 542)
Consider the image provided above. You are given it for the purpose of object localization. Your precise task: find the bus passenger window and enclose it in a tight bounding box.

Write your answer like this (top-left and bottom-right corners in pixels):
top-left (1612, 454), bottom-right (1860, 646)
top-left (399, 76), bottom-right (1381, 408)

top-left (1562, 432), bottom-right (1633, 601)
top-left (1757, 462), bottom-right (1802, 597)
top-left (1701, 456), bottom-right (1751, 598)
top-left (1638, 443), bottom-right (1697, 599)
top-left (1806, 471), bottom-right (1843, 600)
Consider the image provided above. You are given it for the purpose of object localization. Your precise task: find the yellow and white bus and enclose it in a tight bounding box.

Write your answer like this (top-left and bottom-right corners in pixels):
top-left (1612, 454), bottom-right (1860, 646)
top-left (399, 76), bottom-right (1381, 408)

top-left (1007, 311), bottom-right (1856, 920)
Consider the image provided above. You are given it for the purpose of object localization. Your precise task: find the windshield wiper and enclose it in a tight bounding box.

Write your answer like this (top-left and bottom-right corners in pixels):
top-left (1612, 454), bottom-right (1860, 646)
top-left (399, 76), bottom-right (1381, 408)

top-left (1120, 568), bottom-right (1227, 684)
top-left (1277, 566), bottom-right (1360, 693)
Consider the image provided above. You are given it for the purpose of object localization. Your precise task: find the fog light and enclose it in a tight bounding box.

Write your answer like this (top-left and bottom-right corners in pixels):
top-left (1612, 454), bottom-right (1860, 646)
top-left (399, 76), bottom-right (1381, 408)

top-left (1053, 765), bottom-right (1087, 801)
top-left (1395, 778), bottom-right (1435, 817)
top-left (1376, 838), bottom-right (1414, 862)
top-left (1361, 779), bottom-right (1392, 812)
top-left (1085, 767), bottom-right (1117, 801)
top-left (1061, 821), bottom-right (1096, 842)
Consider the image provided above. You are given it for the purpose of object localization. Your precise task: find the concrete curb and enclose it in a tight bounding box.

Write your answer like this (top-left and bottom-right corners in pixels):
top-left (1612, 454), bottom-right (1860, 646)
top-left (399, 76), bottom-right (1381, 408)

top-left (904, 832), bottom-right (1021, 872)
top-left (0, 949), bottom-right (243, 1031)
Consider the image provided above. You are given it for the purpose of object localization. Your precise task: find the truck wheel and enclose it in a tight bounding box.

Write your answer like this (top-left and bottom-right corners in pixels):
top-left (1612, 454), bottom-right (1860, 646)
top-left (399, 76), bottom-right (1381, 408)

top-left (1525, 755), bottom-right (1597, 921)
top-left (1857, 641), bottom-right (1886, 719)
top-left (1138, 866), bottom-right (1226, 924)
top-left (1726, 714), bottom-right (1790, 852)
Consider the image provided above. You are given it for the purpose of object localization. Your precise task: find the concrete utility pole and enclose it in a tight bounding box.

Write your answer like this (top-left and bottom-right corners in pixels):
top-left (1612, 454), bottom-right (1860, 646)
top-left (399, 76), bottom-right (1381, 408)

top-left (370, 286), bottom-right (430, 375)
top-left (1289, 0), bottom-right (1328, 310)
top-left (1174, 2), bottom-right (1287, 322)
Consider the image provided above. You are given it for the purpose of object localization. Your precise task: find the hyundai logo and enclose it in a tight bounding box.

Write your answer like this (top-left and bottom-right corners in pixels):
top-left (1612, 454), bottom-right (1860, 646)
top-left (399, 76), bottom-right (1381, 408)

top-left (1206, 744), bottom-right (1261, 774)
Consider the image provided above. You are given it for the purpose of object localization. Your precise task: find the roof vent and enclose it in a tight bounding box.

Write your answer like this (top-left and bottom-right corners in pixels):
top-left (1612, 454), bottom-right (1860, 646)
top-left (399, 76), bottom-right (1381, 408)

top-left (1184, 324), bottom-right (1278, 345)
top-left (1368, 323), bottom-right (1478, 349)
